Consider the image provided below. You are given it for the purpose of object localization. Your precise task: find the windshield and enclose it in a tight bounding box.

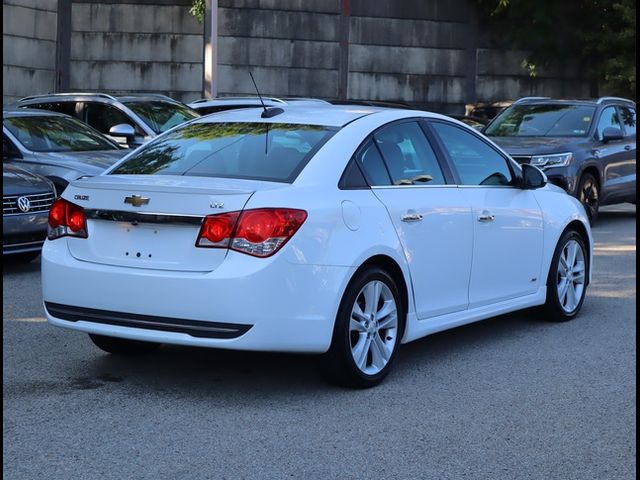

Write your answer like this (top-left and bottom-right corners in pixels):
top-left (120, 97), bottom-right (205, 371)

top-left (4, 115), bottom-right (119, 152)
top-left (485, 104), bottom-right (596, 137)
top-left (124, 101), bottom-right (200, 134)
top-left (111, 122), bottom-right (337, 183)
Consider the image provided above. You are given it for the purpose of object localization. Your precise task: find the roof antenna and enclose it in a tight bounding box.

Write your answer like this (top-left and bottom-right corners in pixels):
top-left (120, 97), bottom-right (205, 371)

top-left (249, 71), bottom-right (284, 118)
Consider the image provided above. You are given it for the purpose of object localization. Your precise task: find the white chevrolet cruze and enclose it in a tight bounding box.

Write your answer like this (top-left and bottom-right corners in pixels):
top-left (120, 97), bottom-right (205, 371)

top-left (42, 106), bottom-right (592, 387)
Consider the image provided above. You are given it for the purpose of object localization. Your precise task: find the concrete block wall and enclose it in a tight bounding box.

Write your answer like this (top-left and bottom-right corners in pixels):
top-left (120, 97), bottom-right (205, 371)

top-left (216, 0), bottom-right (591, 113)
top-left (3, 0), bottom-right (58, 105)
top-left (69, 0), bottom-right (204, 103)
top-left (217, 0), bottom-right (342, 98)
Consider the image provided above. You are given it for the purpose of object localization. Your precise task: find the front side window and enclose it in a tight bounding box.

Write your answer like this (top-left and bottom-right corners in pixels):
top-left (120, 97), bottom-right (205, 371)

top-left (432, 122), bottom-right (513, 186)
top-left (595, 106), bottom-right (622, 140)
top-left (124, 101), bottom-right (199, 134)
top-left (85, 103), bottom-right (138, 135)
top-left (373, 122), bottom-right (446, 186)
top-left (111, 122), bottom-right (336, 183)
top-left (619, 106), bottom-right (636, 137)
top-left (4, 115), bottom-right (119, 152)
top-left (485, 104), bottom-right (595, 137)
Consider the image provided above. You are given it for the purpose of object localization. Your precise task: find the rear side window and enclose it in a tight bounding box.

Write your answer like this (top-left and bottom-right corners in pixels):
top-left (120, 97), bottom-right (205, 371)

top-left (619, 107), bottom-right (636, 137)
top-left (356, 141), bottom-right (392, 186)
top-left (374, 122), bottom-right (445, 186)
top-left (111, 122), bottom-right (336, 183)
top-left (24, 101), bottom-right (78, 117)
top-left (431, 122), bottom-right (513, 186)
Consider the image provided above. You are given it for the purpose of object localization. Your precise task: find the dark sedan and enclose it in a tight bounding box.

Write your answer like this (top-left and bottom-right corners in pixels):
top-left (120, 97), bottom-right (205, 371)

top-left (3, 164), bottom-right (56, 262)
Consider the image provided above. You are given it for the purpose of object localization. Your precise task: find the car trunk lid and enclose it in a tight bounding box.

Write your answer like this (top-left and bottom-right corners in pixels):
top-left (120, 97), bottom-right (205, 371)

top-left (62, 175), bottom-right (282, 272)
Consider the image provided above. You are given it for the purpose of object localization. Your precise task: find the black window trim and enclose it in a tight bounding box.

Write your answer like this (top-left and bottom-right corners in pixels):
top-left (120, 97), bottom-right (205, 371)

top-left (338, 117), bottom-right (456, 190)
top-left (424, 118), bottom-right (523, 188)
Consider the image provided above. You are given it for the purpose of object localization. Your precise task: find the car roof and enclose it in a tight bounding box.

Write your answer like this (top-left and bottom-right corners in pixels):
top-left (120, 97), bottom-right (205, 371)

top-left (3, 107), bottom-right (69, 118)
top-left (513, 97), bottom-right (636, 107)
top-left (17, 92), bottom-right (184, 105)
top-left (193, 105), bottom-right (441, 128)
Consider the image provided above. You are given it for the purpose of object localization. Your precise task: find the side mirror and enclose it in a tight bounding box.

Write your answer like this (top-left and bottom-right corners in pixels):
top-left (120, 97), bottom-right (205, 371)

top-left (601, 127), bottom-right (624, 143)
top-left (108, 123), bottom-right (136, 140)
top-left (521, 163), bottom-right (547, 189)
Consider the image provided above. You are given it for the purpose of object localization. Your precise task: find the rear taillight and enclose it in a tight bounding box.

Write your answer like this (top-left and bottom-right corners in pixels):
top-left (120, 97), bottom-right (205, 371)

top-left (47, 198), bottom-right (88, 240)
top-left (196, 208), bottom-right (307, 257)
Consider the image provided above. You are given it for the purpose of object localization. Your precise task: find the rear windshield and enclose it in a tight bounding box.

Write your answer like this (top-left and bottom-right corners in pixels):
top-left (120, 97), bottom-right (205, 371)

top-left (485, 104), bottom-right (596, 137)
top-left (4, 115), bottom-right (119, 152)
top-left (111, 122), bottom-right (337, 183)
top-left (124, 101), bottom-right (200, 134)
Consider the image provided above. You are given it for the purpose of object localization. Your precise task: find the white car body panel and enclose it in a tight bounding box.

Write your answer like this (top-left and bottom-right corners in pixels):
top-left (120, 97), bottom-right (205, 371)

top-left (41, 106), bottom-right (593, 353)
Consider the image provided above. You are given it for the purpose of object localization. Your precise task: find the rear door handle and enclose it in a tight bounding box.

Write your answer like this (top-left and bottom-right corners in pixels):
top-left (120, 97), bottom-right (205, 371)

top-left (624, 145), bottom-right (632, 151)
top-left (401, 212), bottom-right (423, 222)
top-left (478, 211), bottom-right (495, 223)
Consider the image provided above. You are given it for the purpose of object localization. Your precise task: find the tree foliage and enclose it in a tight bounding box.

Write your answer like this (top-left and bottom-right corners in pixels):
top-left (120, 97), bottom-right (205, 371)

top-left (189, 0), bottom-right (205, 23)
top-left (476, 0), bottom-right (636, 99)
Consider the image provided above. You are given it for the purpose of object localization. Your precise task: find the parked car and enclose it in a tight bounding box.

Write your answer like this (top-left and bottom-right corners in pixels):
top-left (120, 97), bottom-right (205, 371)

top-left (465, 100), bottom-right (513, 122)
top-left (189, 96), bottom-right (329, 116)
top-left (485, 96), bottom-right (636, 221)
top-left (41, 105), bottom-right (592, 388)
top-left (3, 163), bottom-right (56, 262)
top-left (17, 93), bottom-right (199, 148)
top-left (450, 115), bottom-right (488, 131)
top-left (3, 108), bottom-right (129, 194)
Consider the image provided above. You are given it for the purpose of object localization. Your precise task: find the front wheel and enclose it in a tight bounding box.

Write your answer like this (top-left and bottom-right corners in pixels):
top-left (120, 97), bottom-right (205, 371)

top-left (541, 230), bottom-right (589, 322)
top-left (320, 268), bottom-right (404, 388)
top-left (89, 334), bottom-right (160, 355)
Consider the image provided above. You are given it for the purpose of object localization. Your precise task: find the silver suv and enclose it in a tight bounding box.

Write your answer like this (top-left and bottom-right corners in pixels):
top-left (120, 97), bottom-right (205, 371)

top-left (17, 93), bottom-right (199, 148)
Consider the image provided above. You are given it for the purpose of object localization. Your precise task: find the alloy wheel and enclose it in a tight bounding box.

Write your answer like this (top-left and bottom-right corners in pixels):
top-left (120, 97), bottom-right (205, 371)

top-left (556, 239), bottom-right (586, 313)
top-left (349, 280), bottom-right (398, 375)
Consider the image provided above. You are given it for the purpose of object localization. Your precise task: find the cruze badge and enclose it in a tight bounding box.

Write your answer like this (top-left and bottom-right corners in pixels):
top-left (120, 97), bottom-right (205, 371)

top-left (124, 195), bottom-right (150, 207)
top-left (17, 196), bottom-right (31, 213)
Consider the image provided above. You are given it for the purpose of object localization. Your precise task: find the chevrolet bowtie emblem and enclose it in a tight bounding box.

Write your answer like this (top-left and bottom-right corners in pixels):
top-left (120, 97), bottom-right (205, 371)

top-left (124, 195), bottom-right (150, 207)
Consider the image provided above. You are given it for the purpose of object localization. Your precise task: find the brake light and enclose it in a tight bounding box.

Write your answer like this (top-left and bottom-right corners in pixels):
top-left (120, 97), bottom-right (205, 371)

top-left (47, 198), bottom-right (88, 240)
top-left (196, 208), bottom-right (307, 257)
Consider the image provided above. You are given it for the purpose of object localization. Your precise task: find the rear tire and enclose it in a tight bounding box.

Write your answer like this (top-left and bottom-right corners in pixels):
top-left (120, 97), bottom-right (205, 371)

top-left (89, 334), bottom-right (160, 355)
top-left (541, 229), bottom-right (589, 322)
top-left (320, 267), bottom-right (404, 388)
top-left (577, 173), bottom-right (599, 224)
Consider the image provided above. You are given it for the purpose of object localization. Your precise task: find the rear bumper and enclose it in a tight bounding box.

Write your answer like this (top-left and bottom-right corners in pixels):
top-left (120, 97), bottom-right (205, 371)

top-left (42, 239), bottom-right (355, 353)
top-left (3, 212), bottom-right (48, 254)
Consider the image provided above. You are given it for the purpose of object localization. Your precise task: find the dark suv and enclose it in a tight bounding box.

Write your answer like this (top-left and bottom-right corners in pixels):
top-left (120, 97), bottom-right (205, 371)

top-left (485, 96), bottom-right (636, 221)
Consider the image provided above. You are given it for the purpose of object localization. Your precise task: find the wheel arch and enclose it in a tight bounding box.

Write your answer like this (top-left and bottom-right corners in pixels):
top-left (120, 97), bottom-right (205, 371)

top-left (356, 254), bottom-right (410, 321)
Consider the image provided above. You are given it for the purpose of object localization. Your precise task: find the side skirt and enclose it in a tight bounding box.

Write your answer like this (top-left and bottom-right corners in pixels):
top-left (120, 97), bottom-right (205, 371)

top-left (401, 287), bottom-right (547, 343)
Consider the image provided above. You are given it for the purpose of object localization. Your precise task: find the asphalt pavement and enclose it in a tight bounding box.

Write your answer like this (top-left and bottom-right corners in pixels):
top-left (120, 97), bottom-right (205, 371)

top-left (3, 204), bottom-right (636, 480)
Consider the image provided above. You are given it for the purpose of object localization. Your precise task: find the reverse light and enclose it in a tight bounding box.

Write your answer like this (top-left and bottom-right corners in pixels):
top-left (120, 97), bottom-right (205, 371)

top-left (530, 152), bottom-right (573, 169)
top-left (196, 208), bottom-right (307, 257)
top-left (47, 198), bottom-right (88, 240)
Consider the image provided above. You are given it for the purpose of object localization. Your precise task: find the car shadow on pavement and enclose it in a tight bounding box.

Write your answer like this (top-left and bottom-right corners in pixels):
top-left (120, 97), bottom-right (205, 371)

top-left (72, 309), bottom-right (549, 397)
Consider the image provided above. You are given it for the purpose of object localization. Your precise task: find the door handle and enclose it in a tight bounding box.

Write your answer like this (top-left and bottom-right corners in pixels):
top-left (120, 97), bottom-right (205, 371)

top-left (478, 211), bottom-right (495, 223)
top-left (401, 212), bottom-right (423, 222)
top-left (624, 145), bottom-right (632, 151)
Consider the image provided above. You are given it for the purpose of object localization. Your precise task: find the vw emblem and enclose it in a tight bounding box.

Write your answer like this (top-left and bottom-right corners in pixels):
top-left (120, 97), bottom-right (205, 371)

top-left (17, 196), bottom-right (31, 213)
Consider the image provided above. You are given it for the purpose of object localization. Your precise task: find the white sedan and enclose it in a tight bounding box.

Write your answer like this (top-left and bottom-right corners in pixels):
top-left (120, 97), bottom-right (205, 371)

top-left (42, 106), bottom-right (592, 388)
